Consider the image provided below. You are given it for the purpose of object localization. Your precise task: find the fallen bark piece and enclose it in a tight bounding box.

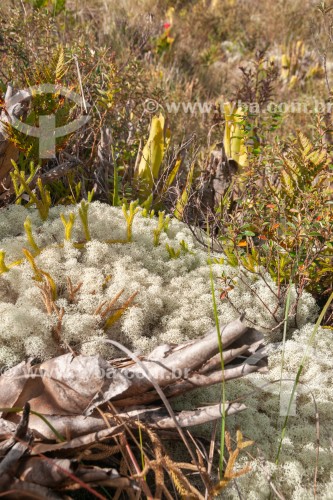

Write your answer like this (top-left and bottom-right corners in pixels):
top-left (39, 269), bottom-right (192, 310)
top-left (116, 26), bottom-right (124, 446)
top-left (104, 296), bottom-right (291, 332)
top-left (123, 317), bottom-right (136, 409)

top-left (0, 420), bottom-right (17, 441)
top-left (18, 457), bottom-right (74, 487)
top-left (31, 425), bottom-right (125, 455)
top-left (114, 318), bottom-right (250, 397)
top-left (0, 441), bottom-right (30, 489)
top-left (0, 360), bottom-right (34, 413)
top-left (0, 318), bottom-right (266, 440)
top-left (26, 414), bottom-right (121, 441)
top-left (8, 402), bottom-right (245, 440)
top-left (0, 403), bottom-right (32, 490)
top-left (0, 315), bottom-right (264, 497)
top-left (0, 480), bottom-right (64, 499)
top-left (120, 402), bottom-right (247, 429)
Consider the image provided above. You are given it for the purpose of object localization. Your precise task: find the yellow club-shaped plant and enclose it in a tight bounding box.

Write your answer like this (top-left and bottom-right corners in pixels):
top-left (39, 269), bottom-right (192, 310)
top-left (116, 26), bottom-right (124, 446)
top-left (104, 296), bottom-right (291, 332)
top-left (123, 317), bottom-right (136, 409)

top-left (223, 102), bottom-right (248, 168)
top-left (134, 113), bottom-right (168, 198)
top-left (281, 53), bottom-right (291, 80)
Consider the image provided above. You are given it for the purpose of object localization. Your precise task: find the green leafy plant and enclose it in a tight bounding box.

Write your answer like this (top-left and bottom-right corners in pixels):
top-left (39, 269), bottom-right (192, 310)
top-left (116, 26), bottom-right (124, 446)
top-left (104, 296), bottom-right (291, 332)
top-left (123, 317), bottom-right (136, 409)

top-left (78, 199), bottom-right (91, 241)
top-left (27, 0), bottom-right (66, 16)
top-left (217, 131), bottom-right (332, 322)
top-left (165, 243), bottom-right (181, 259)
top-left (11, 162), bottom-right (52, 220)
top-left (153, 210), bottom-right (170, 246)
top-left (122, 200), bottom-right (140, 242)
top-left (60, 212), bottom-right (76, 241)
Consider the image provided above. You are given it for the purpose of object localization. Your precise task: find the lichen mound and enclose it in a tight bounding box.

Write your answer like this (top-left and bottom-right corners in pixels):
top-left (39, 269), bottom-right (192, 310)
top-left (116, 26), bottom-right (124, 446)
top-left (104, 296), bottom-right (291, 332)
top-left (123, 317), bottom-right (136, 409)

top-left (0, 202), bottom-right (330, 498)
top-left (224, 323), bottom-right (333, 499)
top-left (0, 201), bottom-right (317, 369)
top-left (170, 324), bottom-right (333, 499)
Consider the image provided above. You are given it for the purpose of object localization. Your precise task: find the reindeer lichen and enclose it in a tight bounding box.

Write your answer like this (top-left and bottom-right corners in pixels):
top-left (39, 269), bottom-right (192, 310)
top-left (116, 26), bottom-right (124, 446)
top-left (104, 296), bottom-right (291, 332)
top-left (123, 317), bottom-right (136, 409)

top-left (0, 201), bottom-right (318, 369)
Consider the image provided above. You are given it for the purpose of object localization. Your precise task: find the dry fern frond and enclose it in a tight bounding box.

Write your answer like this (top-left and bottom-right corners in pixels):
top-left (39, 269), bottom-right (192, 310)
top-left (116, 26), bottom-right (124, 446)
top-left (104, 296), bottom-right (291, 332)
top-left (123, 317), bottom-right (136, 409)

top-left (94, 289), bottom-right (125, 317)
top-left (163, 455), bottom-right (204, 500)
top-left (104, 291), bottom-right (139, 329)
top-left (66, 276), bottom-right (83, 303)
top-left (210, 430), bottom-right (254, 496)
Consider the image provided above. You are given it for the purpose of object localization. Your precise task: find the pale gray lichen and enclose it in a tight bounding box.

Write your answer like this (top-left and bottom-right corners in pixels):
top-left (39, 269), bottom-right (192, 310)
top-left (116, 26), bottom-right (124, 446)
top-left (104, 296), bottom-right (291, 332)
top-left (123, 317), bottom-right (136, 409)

top-left (0, 201), bottom-right (330, 498)
top-left (0, 201), bottom-right (318, 368)
top-left (172, 324), bottom-right (333, 499)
